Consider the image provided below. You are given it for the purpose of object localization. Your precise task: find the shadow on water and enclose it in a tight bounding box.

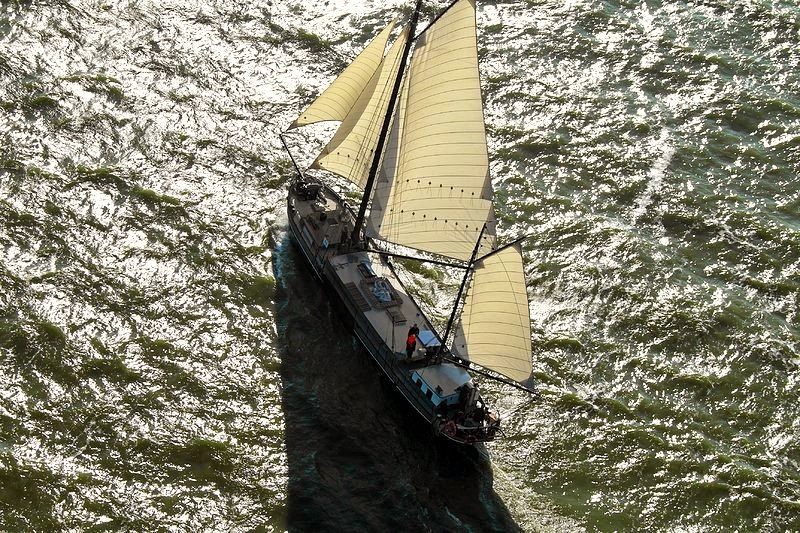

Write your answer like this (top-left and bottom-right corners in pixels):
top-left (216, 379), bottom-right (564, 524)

top-left (271, 231), bottom-right (521, 532)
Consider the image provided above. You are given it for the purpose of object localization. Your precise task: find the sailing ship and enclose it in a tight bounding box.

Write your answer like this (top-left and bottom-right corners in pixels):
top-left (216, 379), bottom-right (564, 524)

top-left (280, 0), bottom-right (536, 444)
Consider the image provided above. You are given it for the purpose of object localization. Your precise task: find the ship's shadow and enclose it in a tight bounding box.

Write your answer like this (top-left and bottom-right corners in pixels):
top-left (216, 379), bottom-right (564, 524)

top-left (272, 233), bottom-right (521, 532)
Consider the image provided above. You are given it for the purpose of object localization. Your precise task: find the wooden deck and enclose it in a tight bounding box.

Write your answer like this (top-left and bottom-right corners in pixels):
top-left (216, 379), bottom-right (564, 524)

top-left (330, 254), bottom-right (429, 360)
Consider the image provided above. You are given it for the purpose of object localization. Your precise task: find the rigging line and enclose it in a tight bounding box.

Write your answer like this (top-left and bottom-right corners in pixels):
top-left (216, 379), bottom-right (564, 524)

top-left (368, 248), bottom-right (469, 269)
top-left (351, 1), bottom-right (422, 245)
top-left (495, 394), bottom-right (539, 423)
top-left (287, 20), bottom-right (398, 132)
top-left (351, 36), bottom-right (407, 183)
top-left (413, 0), bottom-right (460, 41)
top-left (369, 238), bottom-right (470, 267)
top-left (385, 259), bottom-right (447, 342)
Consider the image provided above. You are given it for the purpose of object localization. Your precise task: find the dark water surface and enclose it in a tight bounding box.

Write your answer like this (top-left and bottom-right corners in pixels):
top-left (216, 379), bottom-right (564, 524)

top-left (1, 0), bottom-right (798, 530)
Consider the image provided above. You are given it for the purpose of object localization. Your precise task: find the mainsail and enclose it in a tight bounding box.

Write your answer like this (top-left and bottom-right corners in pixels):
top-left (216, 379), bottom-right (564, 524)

top-left (288, 21), bottom-right (396, 129)
top-left (366, 0), bottom-right (493, 262)
top-left (452, 244), bottom-right (532, 383)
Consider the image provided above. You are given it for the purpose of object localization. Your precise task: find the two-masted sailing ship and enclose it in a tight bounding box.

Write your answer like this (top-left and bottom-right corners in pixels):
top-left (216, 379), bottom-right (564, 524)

top-left (281, 0), bottom-right (536, 444)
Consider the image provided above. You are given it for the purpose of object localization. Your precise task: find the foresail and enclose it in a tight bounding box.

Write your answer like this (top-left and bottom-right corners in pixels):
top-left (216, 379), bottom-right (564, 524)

top-left (452, 244), bottom-right (532, 383)
top-left (312, 27), bottom-right (409, 189)
top-left (288, 21), bottom-right (396, 129)
top-left (366, 0), bottom-right (492, 261)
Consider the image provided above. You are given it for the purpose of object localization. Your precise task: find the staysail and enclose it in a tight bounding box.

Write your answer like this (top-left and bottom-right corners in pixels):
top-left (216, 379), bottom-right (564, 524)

top-left (452, 244), bottom-right (532, 383)
top-left (288, 21), bottom-right (396, 129)
top-left (366, 0), bottom-right (493, 262)
top-left (312, 28), bottom-right (410, 189)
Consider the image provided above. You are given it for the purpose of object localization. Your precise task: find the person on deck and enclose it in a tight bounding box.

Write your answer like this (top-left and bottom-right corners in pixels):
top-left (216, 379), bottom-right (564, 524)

top-left (408, 323), bottom-right (419, 338)
top-left (405, 333), bottom-right (417, 361)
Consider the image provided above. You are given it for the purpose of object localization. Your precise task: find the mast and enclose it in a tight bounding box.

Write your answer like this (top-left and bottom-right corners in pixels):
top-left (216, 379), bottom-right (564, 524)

top-left (351, 0), bottom-right (423, 245)
top-left (279, 133), bottom-right (305, 180)
top-left (441, 223), bottom-right (487, 351)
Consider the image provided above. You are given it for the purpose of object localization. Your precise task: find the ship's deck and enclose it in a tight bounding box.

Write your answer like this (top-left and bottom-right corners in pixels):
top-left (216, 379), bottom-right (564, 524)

top-left (328, 252), bottom-right (470, 399)
top-left (287, 181), bottom-right (477, 431)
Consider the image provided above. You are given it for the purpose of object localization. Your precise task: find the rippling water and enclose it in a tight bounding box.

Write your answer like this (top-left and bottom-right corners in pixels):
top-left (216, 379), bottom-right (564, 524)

top-left (1, 0), bottom-right (798, 530)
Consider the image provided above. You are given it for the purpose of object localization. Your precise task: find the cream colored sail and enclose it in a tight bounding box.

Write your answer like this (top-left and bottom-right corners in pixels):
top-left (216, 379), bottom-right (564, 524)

top-left (366, 0), bottom-right (492, 261)
top-left (312, 27), bottom-right (409, 188)
top-left (366, 72), bottom-right (408, 238)
top-left (288, 21), bottom-right (396, 129)
top-left (452, 244), bottom-right (532, 383)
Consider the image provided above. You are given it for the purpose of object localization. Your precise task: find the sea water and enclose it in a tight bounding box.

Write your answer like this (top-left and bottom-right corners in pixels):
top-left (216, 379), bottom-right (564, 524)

top-left (1, 0), bottom-right (798, 530)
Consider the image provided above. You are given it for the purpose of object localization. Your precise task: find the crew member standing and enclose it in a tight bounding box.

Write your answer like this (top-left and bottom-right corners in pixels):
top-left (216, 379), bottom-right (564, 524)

top-left (405, 332), bottom-right (417, 361)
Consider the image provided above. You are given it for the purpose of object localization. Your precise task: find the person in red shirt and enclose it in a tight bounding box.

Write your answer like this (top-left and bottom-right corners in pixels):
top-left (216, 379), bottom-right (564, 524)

top-left (405, 333), bottom-right (417, 360)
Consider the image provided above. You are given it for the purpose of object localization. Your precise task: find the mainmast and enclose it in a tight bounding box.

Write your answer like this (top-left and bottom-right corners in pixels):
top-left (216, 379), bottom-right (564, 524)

top-left (350, 0), bottom-right (423, 245)
top-left (441, 224), bottom-right (486, 351)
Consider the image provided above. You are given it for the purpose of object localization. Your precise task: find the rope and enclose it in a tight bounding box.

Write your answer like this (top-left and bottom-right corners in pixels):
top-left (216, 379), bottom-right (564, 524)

top-left (495, 392), bottom-right (540, 423)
